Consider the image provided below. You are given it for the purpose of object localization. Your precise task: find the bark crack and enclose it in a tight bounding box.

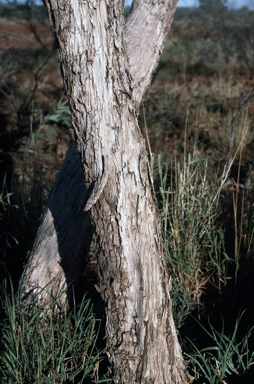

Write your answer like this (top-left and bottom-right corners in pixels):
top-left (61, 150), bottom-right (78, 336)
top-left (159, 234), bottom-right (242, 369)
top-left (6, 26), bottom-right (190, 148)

top-left (84, 155), bottom-right (109, 211)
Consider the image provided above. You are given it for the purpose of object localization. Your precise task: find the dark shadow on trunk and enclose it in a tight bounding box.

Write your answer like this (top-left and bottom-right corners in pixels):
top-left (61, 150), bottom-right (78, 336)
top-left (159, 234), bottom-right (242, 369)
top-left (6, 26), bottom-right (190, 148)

top-left (21, 142), bottom-right (95, 309)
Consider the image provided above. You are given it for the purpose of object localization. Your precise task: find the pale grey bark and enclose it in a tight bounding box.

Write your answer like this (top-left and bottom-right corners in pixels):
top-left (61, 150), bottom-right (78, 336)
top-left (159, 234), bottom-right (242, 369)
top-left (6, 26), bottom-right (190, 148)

top-left (21, 0), bottom-right (179, 309)
top-left (125, 0), bottom-right (178, 106)
top-left (21, 0), bottom-right (191, 382)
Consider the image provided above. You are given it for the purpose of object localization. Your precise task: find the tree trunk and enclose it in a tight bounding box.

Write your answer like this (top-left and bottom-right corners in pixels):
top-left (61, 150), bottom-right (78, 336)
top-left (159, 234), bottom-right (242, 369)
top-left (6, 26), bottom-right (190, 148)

top-left (21, 0), bottom-right (191, 382)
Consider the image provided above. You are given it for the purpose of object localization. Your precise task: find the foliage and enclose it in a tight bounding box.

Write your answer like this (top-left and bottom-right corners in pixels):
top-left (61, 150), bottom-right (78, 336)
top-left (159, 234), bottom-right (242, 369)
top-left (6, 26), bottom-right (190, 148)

top-left (31, 97), bottom-right (72, 144)
top-left (187, 313), bottom-right (254, 383)
top-left (199, 0), bottom-right (228, 17)
top-left (124, 5), bottom-right (131, 20)
top-left (0, 279), bottom-right (105, 384)
top-left (1, 2), bottom-right (254, 382)
top-left (0, 1), bottom-right (48, 21)
top-left (158, 5), bottom-right (254, 79)
top-left (156, 153), bottom-right (230, 300)
top-left (169, 277), bottom-right (194, 329)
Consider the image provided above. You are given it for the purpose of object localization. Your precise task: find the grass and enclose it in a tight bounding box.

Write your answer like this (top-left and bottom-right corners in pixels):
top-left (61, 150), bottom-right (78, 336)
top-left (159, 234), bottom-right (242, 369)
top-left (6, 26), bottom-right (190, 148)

top-left (186, 313), bottom-right (254, 384)
top-left (155, 152), bottom-right (230, 299)
top-left (0, 280), bottom-right (106, 384)
top-left (153, 144), bottom-right (254, 382)
top-left (30, 97), bottom-right (72, 144)
top-left (1, 2), bottom-right (254, 383)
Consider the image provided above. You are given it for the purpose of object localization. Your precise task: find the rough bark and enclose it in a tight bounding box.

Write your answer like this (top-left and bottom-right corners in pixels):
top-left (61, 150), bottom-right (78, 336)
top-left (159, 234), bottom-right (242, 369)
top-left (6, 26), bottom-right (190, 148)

top-left (21, 0), bottom-right (178, 308)
top-left (21, 0), bottom-right (191, 382)
top-left (125, 0), bottom-right (178, 106)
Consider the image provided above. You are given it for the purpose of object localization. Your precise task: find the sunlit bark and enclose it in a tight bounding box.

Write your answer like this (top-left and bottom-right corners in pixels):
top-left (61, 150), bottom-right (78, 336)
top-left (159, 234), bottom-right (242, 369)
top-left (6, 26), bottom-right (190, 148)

top-left (21, 0), bottom-right (191, 382)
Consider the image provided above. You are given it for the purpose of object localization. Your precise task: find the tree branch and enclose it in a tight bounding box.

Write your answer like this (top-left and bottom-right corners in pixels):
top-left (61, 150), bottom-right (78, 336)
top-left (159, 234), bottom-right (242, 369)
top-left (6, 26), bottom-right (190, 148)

top-left (125, 0), bottom-right (179, 107)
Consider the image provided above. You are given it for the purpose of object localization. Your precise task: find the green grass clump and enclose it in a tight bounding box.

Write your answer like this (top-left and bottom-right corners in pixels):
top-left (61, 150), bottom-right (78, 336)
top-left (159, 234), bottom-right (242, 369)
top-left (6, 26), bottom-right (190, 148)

top-left (187, 313), bottom-right (254, 384)
top-left (0, 281), bottom-right (105, 384)
top-left (156, 153), bottom-right (230, 300)
top-left (169, 277), bottom-right (194, 329)
top-left (30, 97), bottom-right (72, 144)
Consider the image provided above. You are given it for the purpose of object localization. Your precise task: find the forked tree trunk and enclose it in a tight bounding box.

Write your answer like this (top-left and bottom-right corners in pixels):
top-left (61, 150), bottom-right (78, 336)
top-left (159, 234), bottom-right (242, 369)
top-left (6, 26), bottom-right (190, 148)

top-left (21, 0), bottom-right (191, 382)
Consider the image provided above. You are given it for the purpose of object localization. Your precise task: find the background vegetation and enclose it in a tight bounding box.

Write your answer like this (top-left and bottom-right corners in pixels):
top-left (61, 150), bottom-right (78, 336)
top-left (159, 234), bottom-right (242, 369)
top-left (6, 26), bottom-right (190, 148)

top-left (1, 0), bottom-right (254, 382)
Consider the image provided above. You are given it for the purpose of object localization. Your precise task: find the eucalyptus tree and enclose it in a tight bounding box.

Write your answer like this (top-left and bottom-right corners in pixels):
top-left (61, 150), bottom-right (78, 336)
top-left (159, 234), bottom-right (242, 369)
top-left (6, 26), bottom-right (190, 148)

top-left (21, 0), bottom-right (191, 382)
